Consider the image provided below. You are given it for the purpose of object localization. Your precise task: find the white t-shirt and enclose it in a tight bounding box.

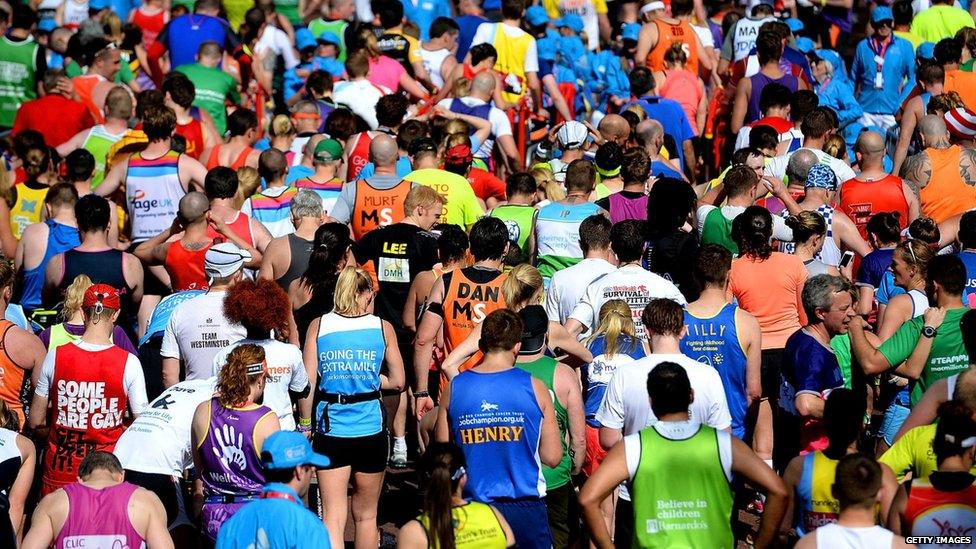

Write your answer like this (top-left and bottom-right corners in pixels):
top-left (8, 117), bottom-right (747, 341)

top-left (436, 97), bottom-right (512, 160)
top-left (255, 26), bottom-right (300, 71)
top-left (623, 421), bottom-right (732, 481)
top-left (212, 339), bottom-right (308, 431)
top-left (692, 24), bottom-right (715, 50)
top-left (545, 257), bottom-right (616, 326)
top-left (596, 353), bottom-right (731, 500)
top-left (160, 291), bottom-right (247, 382)
top-left (333, 80), bottom-right (392, 129)
top-left (766, 147), bottom-right (857, 183)
top-left (569, 264), bottom-right (686, 340)
top-left (471, 22), bottom-right (539, 74)
top-left (36, 341), bottom-right (149, 415)
top-left (114, 377), bottom-right (217, 476)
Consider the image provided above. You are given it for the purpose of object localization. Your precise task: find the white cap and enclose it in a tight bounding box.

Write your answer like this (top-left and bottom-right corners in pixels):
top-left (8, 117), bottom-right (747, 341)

top-left (557, 121), bottom-right (588, 150)
top-left (205, 242), bottom-right (252, 280)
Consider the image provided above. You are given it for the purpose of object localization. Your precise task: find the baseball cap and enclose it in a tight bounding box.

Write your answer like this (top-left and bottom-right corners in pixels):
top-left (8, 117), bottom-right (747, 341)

top-left (945, 107), bottom-right (976, 140)
top-left (557, 121), bottom-right (588, 149)
top-left (871, 6), bottom-right (893, 24)
top-left (917, 42), bottom-right (936, 60)
top-left (83, 284), bottom-right (121, 311)
top-left (295, 28), bottom-right (316, 51)
top-left (518, 305), bottom-right (548, 355)
top-left (445, 144), bottom-right (473, 165)
top-left (317, 31), bottom-right (341, 47)
top-left (408, 136), bottom-right (437, 156)
top-left (796, 37), bottom-right (816, 55)
top-left (525, 5), bottom-right (549, 27)
top-left (785, 18), bottom-right (804, 34)
top-left (88, 0), bottom-right (110, 10)
top-left (314, 138), bottom-right (343, 162)
top-left (554, 14), bottom-right (584, 33)
top-left (537, 38), bottom-right (557, 61)
top-left (805, 164), bottom-right (837, 190)
top-left (622, 23), bottom-right (641, 43)
top-left (205, 242), bottom-right (252, 280)
top-left (261, 431), bottom-right (331, 470)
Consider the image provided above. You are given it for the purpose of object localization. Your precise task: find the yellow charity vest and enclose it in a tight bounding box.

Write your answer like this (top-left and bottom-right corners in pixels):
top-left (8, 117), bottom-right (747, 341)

top-left (10, 183), bottom-right (49, 239)
top-left (490, 23), bottom-right (534, 105)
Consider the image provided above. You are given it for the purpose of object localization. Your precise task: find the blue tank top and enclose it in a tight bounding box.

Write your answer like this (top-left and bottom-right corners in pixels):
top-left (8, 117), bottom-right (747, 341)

top-left (679, 304), bottom-right (749, 439)
top-left (18, 220), bottom-right (79, 310)
top-left (314, 312), bottom-right (385, 437)
top-left (449, 368), bottom-right (546, 502)
top-left (167, 14), bottom-right (228, 69)
top-left (583, 334), bottom-right (645, 427)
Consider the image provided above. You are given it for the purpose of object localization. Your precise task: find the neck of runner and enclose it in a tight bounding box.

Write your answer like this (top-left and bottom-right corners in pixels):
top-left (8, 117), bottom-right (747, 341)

top-left (836, 505), bottom-right (880, 528)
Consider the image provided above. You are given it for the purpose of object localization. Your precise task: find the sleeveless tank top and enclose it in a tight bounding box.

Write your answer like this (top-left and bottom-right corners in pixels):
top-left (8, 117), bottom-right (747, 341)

top-left (206, 210), bottom-right (255, 247)
top-left (176, 118), bottom-right (205, 160)
top-left (515, 356), bottom-right (570, 489)
top-left (82, 125), bottom-right (127, 189)
top-left (419, 47), bottom-right (452, 89)
top-left (680, 304), bottom-right (749, 439)
top-left (0, 321), bottom-right (26, 429)
top-left (903, 475), bottom-right (976, 540)
top-left (314, 312), bottom-right (386, 437)
top-left (295, 176), bottom-right (343, 214)
top-left (839, 175), bottom-right (909, 240)
top-left (814, 523), bottom-right (893, 549)
top-left (351, 178), bottom-right (411, 240)
top-left (9, 183), bottom-right (49, 240)
top-left (276, 233), bottom-right (313, 291)
top-left (921, 145), bottom-right (976, 223)
top-left (535, 201), bottom-right (601, 280)
top-left (449, 367), bottom-right (546, 501)
top-left (659, 69), bottom-right (701, 134)
top-left (442, 268), bottom-right (507, 378)
top-left (780, 205), bottom-right (842, 266)
top-left (60, 249), bottom-right (131, 311)
top-left (795, 451), bottom-right (841, 536)
top-left (125, 150), bottom-right (186, 241)
top-left (18, 220), bottom-right (79, 311)
top-left (72, 74), bottom-right (107, 124)
top-left (747, 71), bottom-right (799, 123)
top-left (732, 16), bottom-right (776, 62)
top-left (164, 240), bottom-right (211, 291)
top-left (489, 204), bottom-right (535, 263)
top-left (418, 502), bottom-right (507, 549)
top-left (206, 144), bottom-right (254, 170)
top-left (489, 23), bottom-right (533, 104)
top-left (347, 131), bottom-right (375, 181)
top-left (44, 343), bottom-right (130, 494)
top-left (132, 7), bottom-right (166, 49)
top-left (54, 482), bottom-right (145, 549)
top-left (646, 19), bottom-right (699, 74)
top-left (700, 207), bottom-right (738, 255)
top-left (198, 398), bottom-right (273, 498)
top-left (608, 192), bottom-right (648, 224)
top-left (0, 428), bottom-right (19, 547)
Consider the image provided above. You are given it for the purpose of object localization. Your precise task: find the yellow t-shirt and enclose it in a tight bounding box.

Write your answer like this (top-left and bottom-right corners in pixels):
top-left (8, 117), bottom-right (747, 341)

top-left (402, 168), bottom-right (484, 229)
top-left (894, 30), bottom-right (924, 51)
top-left (879, 423), bottom-right (976, 482)
top-left (911, 5), bottom-right (976, 44)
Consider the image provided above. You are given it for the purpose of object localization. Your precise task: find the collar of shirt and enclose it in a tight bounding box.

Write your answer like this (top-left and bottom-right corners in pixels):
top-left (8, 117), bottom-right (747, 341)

top-left (263, 482), bottom-right (302, 504)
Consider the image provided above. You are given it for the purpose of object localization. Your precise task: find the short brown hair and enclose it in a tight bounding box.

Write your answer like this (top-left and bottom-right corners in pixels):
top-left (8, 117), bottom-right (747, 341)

top-left (641, 299), bottom-right (684, 337)
top-left (478, 309), bottom-right (523, 353)
top-left (621, 147), bottom-right (650, 185)
top-left (79, 451), bottom-right (123, 477)
top-left (565, 159), bottom-right (596, 193)
top-left (404, 185), bottom-right (444, 214)
top-left (0, 260), bottom-right (13, 291)
top-left (346, 50), bottom-right (370, 78)
top-left (695, 245), bottom-right (732, 288)
top-left (142, 104), bottom-right (177, 141)
top-left (832, 453), bottom-right (882, 509)
top-left (723, 165), bottom-right (759, 198)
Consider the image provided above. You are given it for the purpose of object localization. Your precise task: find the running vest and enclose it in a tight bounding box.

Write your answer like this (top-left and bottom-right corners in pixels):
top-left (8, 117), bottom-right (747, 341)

top-left (206, 210), bottom-right (255, 247)
top-left (794, 451), bottom-right (841, 536)
top-left (780, 205), bottom-right (842, 266)
top-left (488, 23), bottom-right (534, 104)
top-left (449, 98), bottom-right (493, 122)
top-left (608, 192), bottom-right (648, 224)
top-left (732, 17), bottom-right (776, 62)
top-left (700, 207), bottom-right (738, 255)
top-left (206, 144), bottom-right (254, 170)
top-left (166, 14), bottom-right (227, 69)
top-left (442, 268), bottom-right (507, 377)
top-left (920, 145), bottom-right (976, 223)
top-left (646, 18), bottom-right (699, 73)
top-left (680, 304), bottom-right (749, 439)
top-left (307, 18), bottom-right (350, 61)
top-left (420, 47), bottom-right (452, 89)
top-left (814, 523), bottom-right (894, 548)
top-left (9, 183), bottom-right (49, 240)
top-left (43, 343), bottom-right (130, 494)
top-left (377, 32), bottom-right (417, 75)
top-left (295, 176), bottom-right (343, 214)
top-left (176, 117), bottom-right (205, 160)
top-left (125, 150), bottom-right (186, 241)
top-left (489, 204), bottom-right (536, 262)
top-left (53, 482), bottom-right (145, 549)
top-left (839, 174), bottom-right (909, 240)
top-left (82, 125), bottom-right (127, 189)
top-left (449, 367), bottom-right (546, 502)
top-left (17, 220), bottom-right (79, 311)
top-left (198, 399), bottom-right (272, 499)
top-left (535, 201), bottom-right (601, 280)
top-left (247, 186), bottom-right (298, 239)
top-left (276, 233), bottom-right (313, 291)
top-left (0, 321), bottom-right (26, 428)
top-left (72, 74), bottom-right (108, 124)
top-left (515, 356), bottom-right (570, 489)
top-left (347, 131), bottom-right (376, 181)
top-left (0, 36), bottom-right (40, 128)
top-left (903, 475), bottom-right (976, 539)
top-left (164, 240), bottom-right (211, 291)
top-left (351, 179), bottom-right (411, 240)
top-left (631, 425), bottom-right (734, 548)
top-left (46, 323), bottom-right (118, 351)
top-left (314, 312), bottom-right (386, 437)
top-left (418, 502), bottom-right (508, 549)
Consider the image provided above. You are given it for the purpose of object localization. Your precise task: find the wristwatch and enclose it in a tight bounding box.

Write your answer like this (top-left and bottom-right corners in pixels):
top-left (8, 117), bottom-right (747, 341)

top-left (921, 325), bottom-right (938, 338)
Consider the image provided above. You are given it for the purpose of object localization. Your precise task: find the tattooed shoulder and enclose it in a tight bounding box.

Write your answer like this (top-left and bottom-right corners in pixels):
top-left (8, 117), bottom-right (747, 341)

top-left (901, 152), bottom-right (932, 188)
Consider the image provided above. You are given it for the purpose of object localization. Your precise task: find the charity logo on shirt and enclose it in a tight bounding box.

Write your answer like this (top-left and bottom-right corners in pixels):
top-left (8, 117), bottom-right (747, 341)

top-left (456, 399), bottom-right (527, 445)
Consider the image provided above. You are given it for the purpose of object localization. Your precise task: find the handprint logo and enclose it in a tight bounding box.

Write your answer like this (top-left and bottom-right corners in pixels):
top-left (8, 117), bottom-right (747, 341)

top-left (213, 423), bottom-right (247, 470)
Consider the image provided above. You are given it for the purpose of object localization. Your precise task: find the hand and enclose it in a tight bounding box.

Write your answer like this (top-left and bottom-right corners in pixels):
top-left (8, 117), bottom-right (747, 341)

top-left (762, 175), bottom-right (787, 197)
top-left (547, 122), bottom-right (565, 144)
top-left (213, 423), bottom-right (247, 470)
top-left (56, 76), bottom-right (74, 98)
top-left (415, 395), bottom-right (434, 420)
top-left (839, 259), bottom-right (854, 282)
top-left (583, 120), bottom-right (604, 145)
top-left (431, 105), bottom-right (454, 120)
top-left (169, 215), bottom-right (185, 235)
top-left (206, 211), bottom-right (230, 236)
top-left (922, 307), bottom-right (947, 330)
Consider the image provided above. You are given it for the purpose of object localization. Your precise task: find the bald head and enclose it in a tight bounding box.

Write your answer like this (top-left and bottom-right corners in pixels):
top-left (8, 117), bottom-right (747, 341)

top-left (919, 114), bottom-right (949, 141)
top-left (635, 119), bottom-right (664, 149)
top-left (954, 366), bottom-right (976, 411)
top-left (855, 131), bottom-right (886, 167)
top-left (785, 149), bottom-right (818, 186)
top-left (370, 135), bottom-right (399, 167)
top-left (179, 192), bottom-right (210, 223)
top-left (598, 114), bottom-right (630, 145)
top-left (471, 71), bottom-right (496, 98)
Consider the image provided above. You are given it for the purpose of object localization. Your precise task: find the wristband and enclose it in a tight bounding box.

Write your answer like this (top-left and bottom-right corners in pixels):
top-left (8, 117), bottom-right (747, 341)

top-left (297, 424), bottom-right (312, 433)
top-left (298, 417), bottom-right (311, 427)
top-left (415, 391), bottom-right (430, 398)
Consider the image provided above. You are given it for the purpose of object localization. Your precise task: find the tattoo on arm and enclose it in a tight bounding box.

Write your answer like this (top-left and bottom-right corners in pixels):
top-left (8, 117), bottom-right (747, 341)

top-left (960, 148), bottom-right (976, 186)
top-left (901, 153), bottom-right (932, 189)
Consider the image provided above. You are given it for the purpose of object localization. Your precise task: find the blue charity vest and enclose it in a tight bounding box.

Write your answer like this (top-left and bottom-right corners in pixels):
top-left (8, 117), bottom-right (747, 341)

top-left (140, 290), bottom-right (205, 345)
top-left (449, 368), bottom-right (546, 502)
top-left (679, 304), bottom-right (749, 439)
top-left (19, 220), bottom-right (79, 310)
top-left (315, 312), bottom-right (385, 437)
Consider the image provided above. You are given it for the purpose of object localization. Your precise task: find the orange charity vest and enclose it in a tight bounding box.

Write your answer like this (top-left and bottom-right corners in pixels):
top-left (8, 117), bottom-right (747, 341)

top-left (350, 179), bottom-right (411, 240)
top-left (919, 145), bottom-right (976, 223)
top-left (646, 18), bottom-right (699, 74)
top-left (440, 268), bottom-right (507, 388)
top-left (0, 321), bottom-right (26, 428)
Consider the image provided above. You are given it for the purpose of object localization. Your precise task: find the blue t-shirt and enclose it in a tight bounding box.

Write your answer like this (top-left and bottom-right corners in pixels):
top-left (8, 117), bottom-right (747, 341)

top-left (285, 165), bottom-right (315, 185)
top-left (623, 95), bottom-right (694, 169)
top-left (780, 329), bottom-right (845, 417)
top-left (353, 156), bottom-right (413, 181)
top-left (958, 250), bottom-right (976, 306)
top-left (582, 334), bottom-right (645, 427)
top-left (856, 248), bottom-right (895, 289)
top-left (850, 35), bottom-right (915, 116)
top-left (456, 15), bottom-right (490, 61)
top-left (401, 0), bottom-right (450, 41)
top-left (651, 160), bottom-right (684, 180)
top-left (215, 483), bottom-right (332, 549)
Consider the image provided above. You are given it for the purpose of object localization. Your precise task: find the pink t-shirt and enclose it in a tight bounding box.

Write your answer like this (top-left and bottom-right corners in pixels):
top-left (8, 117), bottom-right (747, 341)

top-left (368, 55), bottom-right (406, 93)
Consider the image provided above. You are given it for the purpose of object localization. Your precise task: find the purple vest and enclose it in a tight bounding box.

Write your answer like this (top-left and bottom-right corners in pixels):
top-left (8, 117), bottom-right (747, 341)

top-left (54, 482), bottom-right (145, 549)
top-left (747, 71), bottom-right (799, 123)
top-left (199, 399), bottom-right (272, 498)
top-left (449, 98), bottom-right (492, 120)
top-left (608, 192), bottom-right (648, 224)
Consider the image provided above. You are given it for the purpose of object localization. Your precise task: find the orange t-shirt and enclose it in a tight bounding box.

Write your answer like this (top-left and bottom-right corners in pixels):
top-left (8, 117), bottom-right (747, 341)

top-left (919, 145), bottom-right (976, 223)
top-left (944, 69), bottom-right (976, 115)
top-left (728, 252), bottom-right (808, 349)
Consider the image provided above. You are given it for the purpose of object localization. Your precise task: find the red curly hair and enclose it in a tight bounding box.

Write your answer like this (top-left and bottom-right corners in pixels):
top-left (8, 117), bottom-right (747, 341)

top-left (223, 278), bottom-right (291, 340)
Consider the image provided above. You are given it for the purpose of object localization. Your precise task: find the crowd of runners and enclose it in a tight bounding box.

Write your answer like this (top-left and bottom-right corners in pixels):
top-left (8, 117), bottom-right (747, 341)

top-left (1, 0), bottom-right (976, 547)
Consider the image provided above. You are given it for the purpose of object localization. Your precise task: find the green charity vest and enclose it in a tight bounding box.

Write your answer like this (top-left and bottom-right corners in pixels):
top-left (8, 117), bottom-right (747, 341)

top-left (0, 36), bottom-right (40, 127)
top-left (515, 356), bottom-right (571, 489)
top-left (631, 425), bottom-right (734, 548)
top-left (82, 125), bottom-right (126, 189)
top-left (308, 19), bottom-right (350, 61)
top-left (490, 204), bottom-right (536, 263)
top-left (700, 207), bottom-right (739, 255)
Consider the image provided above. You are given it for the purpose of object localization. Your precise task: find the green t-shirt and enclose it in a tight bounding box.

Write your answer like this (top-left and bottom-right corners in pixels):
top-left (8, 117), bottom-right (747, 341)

top-left (175, 63), bottom-right (240, 135)
top-left (830, 334), bottom-right (853, 390)
top-left (878, 307), bottom-right (970, 406)
top-left (403, 168), bottom-right (485, 229)
top-left (699, 206), bottom-right (738, 255)
top-left (65, 59), bottom-right (133, 84)
top-left (274, 0), bottom-right (302, 26)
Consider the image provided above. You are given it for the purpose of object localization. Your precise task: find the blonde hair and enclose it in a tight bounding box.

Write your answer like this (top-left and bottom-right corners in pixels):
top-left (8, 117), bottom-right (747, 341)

top-left (623, 104), bottom-right (647, 121)
top-left (823, 134), bottom-right (847, 162)
top-left (531, 168), bottom-right (565, 202)
top-left (453, 77), bottom-right (472, 97)
top-left (333, 266), bottom-right (373, 315)
top-left (585, 300), bottom-right (638, 358)
top-left (235, 166), bottom-right (261, 209)
top-left (217, 344), bottom-right (266, 408)
top-left (404, 185), bottom-right (444, 214)
top-left (270, 114), bottom-right (295, 138)
top-left (501, 264), bottom-right (543, 310)
top-left (103, 13), bottom-right (123, 41)
top-left (63, 274), bottom-right (94, 320)
top-left (358, 28), bottom-right (382, 59)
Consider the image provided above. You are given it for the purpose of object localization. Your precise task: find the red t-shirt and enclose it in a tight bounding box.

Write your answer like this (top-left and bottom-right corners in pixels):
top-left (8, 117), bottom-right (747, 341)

top-left (466, 168), bottom-right (506, 202)
top-left (749, 116), bottom-right (794, 135)
top-left (12, 94), bottom-right (95, 147)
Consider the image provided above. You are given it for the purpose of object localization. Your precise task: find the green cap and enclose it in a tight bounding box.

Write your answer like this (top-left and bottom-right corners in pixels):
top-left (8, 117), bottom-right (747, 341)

top-left (313, 138), bottom-right (343, 163)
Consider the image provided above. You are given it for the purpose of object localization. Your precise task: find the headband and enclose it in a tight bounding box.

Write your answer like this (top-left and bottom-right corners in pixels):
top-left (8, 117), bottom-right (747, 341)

top-left (246, 360), bottom-right (268, 377)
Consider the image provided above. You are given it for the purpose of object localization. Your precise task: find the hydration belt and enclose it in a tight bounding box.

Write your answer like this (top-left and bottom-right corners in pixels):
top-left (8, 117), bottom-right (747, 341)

top-left (315, 389), bottom-right (382, 433)
top-left (204, 494), bottom-right (260, 504)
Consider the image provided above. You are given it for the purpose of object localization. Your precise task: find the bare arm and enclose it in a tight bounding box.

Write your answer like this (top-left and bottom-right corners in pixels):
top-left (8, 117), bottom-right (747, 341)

top-left (434, 380), bottom-right (452, 442)
top-left (730, 436), bottom-right (788, 549)
top-left (20, 491), bottom-right (61, 549)
top-left (730, 77), bottom-right (751, 135)
top-left (8, 436), bottom-right (34, 539)
top-left (848, 316), bottom-right (893, 376)
top-left (555, 363), bottom-right (585, 475)
top-left (892, 307), bottom-right (944, 381)
top-left (900, 151), bottom-right (931, 191)
top-left (133, 221), bottom-right (179, 266)
top-left (739, 310), bottom-right (763, 405)
top-left (902, 182), bottom-right (920, 223)
top-left (779, 456), bottom-right (802, 537)
top-left (381, 321), bottom-right (405, 392)
top-left (95, 159), bottom-right (128, 197)
top-left (578, 441), bottom-right (630, 549)
top-left (794, 393), bottom-right (826, 420)
top-left (634, 24), bottom-right (656, 69)
top-left (892, 99), bottom-right (921, 175)
top-left (440, 321), bottom-right (482, 380)
top-left (533, 377), bottom-right (563, 468)
top-left (833, 212), bottom-right (872, 257)
top-left (139, 490), bottom-right (176, 549)
top-left (161, 357), bottom-right (182, 389)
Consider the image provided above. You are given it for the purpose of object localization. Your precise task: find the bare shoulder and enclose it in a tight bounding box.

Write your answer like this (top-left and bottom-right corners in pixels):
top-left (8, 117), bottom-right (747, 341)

top-left (959, 147), bottom-right (976, 185)
top-left (901, 151), bottom-right (932, 186)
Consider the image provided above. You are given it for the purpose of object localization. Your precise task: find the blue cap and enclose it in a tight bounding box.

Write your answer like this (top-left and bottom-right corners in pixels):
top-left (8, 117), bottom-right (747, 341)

top-left (796, 37), bottom-right (816, 54)
top-left (525, 5), bottom-right (549, 27)
top-left (815, 49), bottom-right (842, 69)
top-left (622, 22), bottom-right (641, 42)
top-left (295, 28), bottom-right (316, 51)
top-left (785, 18), bottom-right (804, 34)
top-left (261, 431), bottom-right (330, 470)
top-left (805, 164), bottom-right (837, 190)
top-left (317, 31), bottom-right (341, 46)
top-left (871, 6), bottom-right (893, 23)
top-left (554, 14), bottom-right (584, 33)
top-left (917, 42), bottom-right (936, 60)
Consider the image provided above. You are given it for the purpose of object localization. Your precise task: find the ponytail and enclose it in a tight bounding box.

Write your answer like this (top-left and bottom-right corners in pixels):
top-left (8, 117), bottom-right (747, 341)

top-left (420, 443), bottom-right (466, 549)
top-left (585, 299), bottom-right (637, 358)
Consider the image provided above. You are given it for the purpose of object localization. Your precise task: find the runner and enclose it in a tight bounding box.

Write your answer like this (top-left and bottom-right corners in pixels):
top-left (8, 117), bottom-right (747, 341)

top-left (134, 193), bottom-right (221, 292)
top-left (38, 274), bottom-right (137, 354)
top-left (544, 214), bottom-right (614, 326)
top-left (55, 86), bottom-right (131, 188)
top-left (242, 149), bottom-right (297, 239)
top-left (257, 190), bottom-right (323, 291)
top-left (535, 160), bottom-right (604, 282)
top-left (0, 401), bottom-right (34, 546)
top-left (294, 138), bottom-right (344, 213)
top-left (14, 183), bottom-right (79, 314)
top-left (489, 172), bottom-right (540, 263)
top-left (203, 108), bottom-right (260, 170)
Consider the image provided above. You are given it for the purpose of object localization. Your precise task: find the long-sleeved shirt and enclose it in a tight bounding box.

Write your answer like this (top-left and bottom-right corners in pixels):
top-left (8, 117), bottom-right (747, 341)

top-left (850, 34), bottom-right (915, 116)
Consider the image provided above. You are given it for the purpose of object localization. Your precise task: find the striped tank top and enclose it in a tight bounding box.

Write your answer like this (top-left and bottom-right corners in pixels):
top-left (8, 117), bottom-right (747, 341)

top-left (125, 150), bottom-right (186, 241)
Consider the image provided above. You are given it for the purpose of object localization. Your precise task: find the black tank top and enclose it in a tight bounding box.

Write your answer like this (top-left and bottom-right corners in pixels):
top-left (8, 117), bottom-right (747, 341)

top-left (58, 249), bottom-right (133, 312)
top-left (295, 279), bottom-right (337, 348)
top-left (276, 233), bottom-right (314, 292)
